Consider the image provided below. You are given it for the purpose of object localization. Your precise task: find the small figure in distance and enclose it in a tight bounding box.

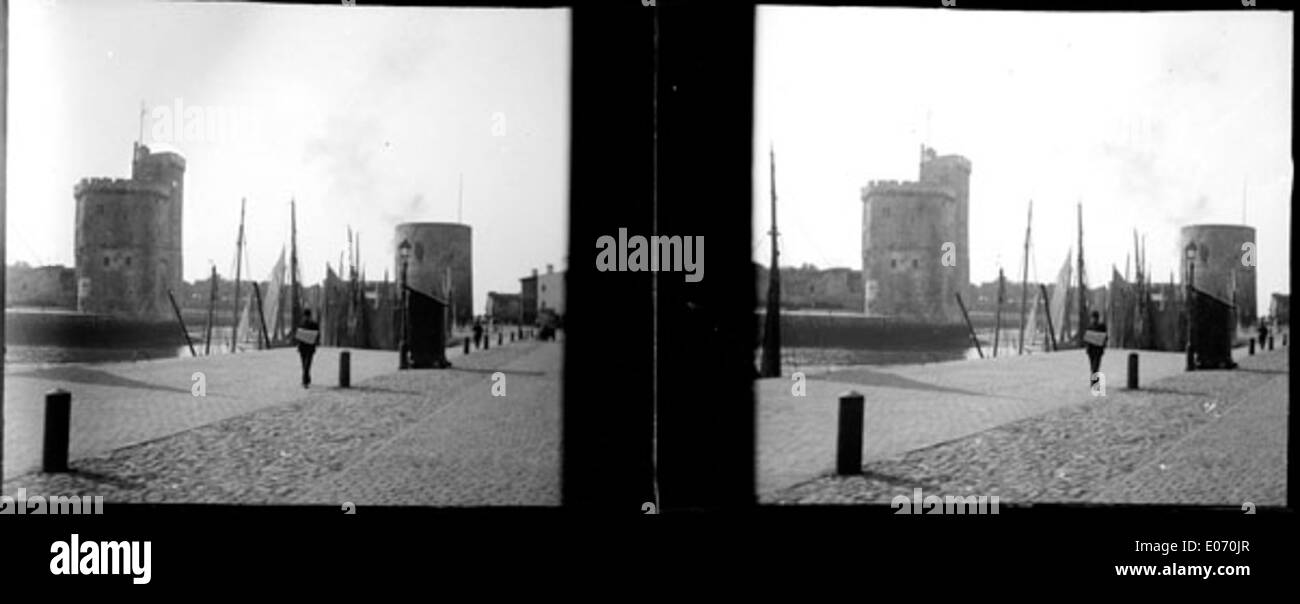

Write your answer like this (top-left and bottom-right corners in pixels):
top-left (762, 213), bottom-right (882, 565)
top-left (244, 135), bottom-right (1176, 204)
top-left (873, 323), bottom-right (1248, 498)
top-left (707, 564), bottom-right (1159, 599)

top-left (296, 308), bottom-right (321, 388)
top-left (1083, 310), bottom-right (1108, 387)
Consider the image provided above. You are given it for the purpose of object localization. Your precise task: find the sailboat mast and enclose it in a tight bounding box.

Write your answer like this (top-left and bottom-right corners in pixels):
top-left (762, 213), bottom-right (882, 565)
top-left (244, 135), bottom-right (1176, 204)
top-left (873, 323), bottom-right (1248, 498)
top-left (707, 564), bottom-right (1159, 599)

top-left (204, 264), bottom-right (218, 355)
top-left (994, 267), bottom-right (1005, 357)
top-left (290, 197), bottom-right (301, 339)
top-left (1077, 201), bottom-right (1088, 346)
top-left (1017, 200), bottom-right (1032, 354)
top-left (230, 198), bottom-right (246, 351)
top-left (760, 143), bottom-right (782, 378)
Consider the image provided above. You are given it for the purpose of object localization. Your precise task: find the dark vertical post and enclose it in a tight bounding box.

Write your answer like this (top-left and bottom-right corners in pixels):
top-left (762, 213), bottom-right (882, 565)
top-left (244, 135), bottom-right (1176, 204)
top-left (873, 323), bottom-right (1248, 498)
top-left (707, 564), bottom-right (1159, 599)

top-left (339, 350), bottom-right (351, 388)
top-left (955, 292), bottom-right (983, 359)
top-left (1268, 335), bottom-right (1274, 350)
top-left (167, 289), bottom-right (197, 356)
top-left (836, 391), bottom-right (865, 476)
top-left (1017, 201), bottom-right (1033, 355)
top-left (499, 332), bottom-right (503, 346)
top-left (1127, 353), bottom-right (1139, 389)
top-left (1249, 338), bottom-right (1255, 355)
top-left (231, 198), bottom-right (246, 351)
top-left (399, 252), bottom-right (410, 370)
top-left (1185, 249), bottom-right (1195, 371)
top-left (464, 337), bottom-right (471, 354)
top-left (993, 268), bottom-right (1004, 357)
top-left (760, 145), bottom-right (782, 378)
top-left (43, 390), bottom-right (71, 473)
top-left (1040, 283), bottom-right (1057, 351)
top-left (204, 265), bottom-right (218, 355)
top-left (251, 282), bottom-right (271, 350)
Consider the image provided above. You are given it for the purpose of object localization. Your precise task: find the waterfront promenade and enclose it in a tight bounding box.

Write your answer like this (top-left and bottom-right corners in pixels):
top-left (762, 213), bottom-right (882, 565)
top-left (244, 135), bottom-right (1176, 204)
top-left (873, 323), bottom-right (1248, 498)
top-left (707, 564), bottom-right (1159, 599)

top-left (3, 336), bottom-right (558, 506)
top-left (4, 347), bottom-right (395, 480)
top-left (2, 336), bottom-right (540, 483)
top-left (758, 345), bottom-right (1265, 499)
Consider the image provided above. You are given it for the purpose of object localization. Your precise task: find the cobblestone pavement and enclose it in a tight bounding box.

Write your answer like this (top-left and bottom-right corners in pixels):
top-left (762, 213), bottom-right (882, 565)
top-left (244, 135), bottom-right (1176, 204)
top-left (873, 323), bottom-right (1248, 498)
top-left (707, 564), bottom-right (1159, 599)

top-left (770, 348), bottom-right (1286, 505)
top-left (1, 338), bottom-right (558, 507)
top-left (1087, 360), bottom-right (1287, 506)
top-left (294, 341), bottom-right (560, 507)
top-left (758, 347), bottom-right (1247, 498)
top-left (3, 347), bottom-right (399, 479)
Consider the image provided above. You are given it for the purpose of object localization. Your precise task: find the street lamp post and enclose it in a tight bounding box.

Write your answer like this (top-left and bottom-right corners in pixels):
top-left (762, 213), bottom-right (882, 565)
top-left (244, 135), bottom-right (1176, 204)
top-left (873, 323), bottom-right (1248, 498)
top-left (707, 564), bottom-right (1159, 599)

top-left (398, 239), bottom-right (411, 370)
top-left (1185, 242), bottom-right (1197, 371)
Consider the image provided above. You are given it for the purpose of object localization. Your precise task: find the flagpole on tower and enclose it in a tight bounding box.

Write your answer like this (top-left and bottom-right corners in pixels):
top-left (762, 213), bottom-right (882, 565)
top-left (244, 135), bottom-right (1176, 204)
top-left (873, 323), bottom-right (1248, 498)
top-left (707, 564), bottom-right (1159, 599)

top-left (138, 100), bottom-right (147, 145)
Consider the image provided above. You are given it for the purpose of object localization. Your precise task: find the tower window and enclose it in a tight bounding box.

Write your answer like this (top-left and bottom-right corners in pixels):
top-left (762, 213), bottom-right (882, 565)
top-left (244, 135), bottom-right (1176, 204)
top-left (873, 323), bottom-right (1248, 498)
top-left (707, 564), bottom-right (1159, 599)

top-left (103, 257), bottom-right (110, 267)
top-left (913, 259), bottom-right (919, 268)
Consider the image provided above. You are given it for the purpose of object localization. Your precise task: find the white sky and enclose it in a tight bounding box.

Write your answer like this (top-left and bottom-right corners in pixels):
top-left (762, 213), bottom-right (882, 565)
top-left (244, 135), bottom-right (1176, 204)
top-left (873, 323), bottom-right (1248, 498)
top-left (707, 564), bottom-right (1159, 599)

top-left (754, 8), bottom-right (1292, 316)
top-left (7, 0), bottom-right (570, 315)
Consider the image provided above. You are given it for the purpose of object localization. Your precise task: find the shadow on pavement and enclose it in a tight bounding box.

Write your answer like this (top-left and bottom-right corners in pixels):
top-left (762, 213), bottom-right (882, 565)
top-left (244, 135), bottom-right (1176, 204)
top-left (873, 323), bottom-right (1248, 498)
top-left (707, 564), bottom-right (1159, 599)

top-left (814, 367), bottom-right (988, 397)
top-left (6, 366), bottom-right (194, 395)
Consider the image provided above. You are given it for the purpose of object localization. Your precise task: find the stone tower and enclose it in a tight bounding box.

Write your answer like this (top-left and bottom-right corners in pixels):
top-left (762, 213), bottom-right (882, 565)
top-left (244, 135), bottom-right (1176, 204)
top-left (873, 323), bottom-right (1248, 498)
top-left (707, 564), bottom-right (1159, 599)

top-left (860, 146), bottom-right (971, 323)
top-left (917, 145), bottom-right (971, 294)
top-left (74, 143), bottom-right (185, 320)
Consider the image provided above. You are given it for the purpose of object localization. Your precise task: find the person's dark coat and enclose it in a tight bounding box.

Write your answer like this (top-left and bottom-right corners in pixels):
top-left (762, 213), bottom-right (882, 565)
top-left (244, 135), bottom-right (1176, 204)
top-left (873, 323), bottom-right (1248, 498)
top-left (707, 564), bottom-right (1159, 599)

top-left (298, 317), bottom-right (320, 387)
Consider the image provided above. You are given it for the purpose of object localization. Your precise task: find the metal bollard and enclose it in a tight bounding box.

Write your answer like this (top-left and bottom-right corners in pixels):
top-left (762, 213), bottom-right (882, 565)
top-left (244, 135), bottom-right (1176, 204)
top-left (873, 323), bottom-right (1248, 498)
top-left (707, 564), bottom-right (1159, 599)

top-left (464, 337), bottom-right (471, 354)
top-left (510, 332), bottom-right (515, 342)
top-left (1127, 353), bottom-right (1139, 390)
top-left (836, 391), bottom-right (865, 476)
top-left (484, 334), bottom-right (490, 350)
top-left (1269, 336), bottom-right (1274, 351)
top-left (1186, 345), bottom-right (1195, 371)
top-left (499, 332), bottom-right (504, 346)
top-left (1249, 338), bottom-right (1255, 355)
top-left (339, 350), bottom-right (351, 388)
top-left (43, 389), bottom-right (72, 473)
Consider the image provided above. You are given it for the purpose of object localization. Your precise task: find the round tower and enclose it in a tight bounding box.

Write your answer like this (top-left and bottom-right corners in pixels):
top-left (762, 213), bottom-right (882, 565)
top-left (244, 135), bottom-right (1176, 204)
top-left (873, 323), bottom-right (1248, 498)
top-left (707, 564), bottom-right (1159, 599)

top-left (394, 222), bottom-right (473, 326)
top-left (131, 143), bottom-right (186, 263)
top-left (1179, 224), bottom-right (1257, 327)
top-left (918, 147), bottom-right (971, 294)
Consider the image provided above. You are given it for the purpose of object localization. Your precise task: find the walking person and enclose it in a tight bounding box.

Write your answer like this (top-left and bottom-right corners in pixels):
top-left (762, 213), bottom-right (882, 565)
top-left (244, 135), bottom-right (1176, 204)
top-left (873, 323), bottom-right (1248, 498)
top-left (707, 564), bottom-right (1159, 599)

top-left (296, 308), bottom-right (321, 388)
top-left (1083, 310), bottom-right (1108, 388)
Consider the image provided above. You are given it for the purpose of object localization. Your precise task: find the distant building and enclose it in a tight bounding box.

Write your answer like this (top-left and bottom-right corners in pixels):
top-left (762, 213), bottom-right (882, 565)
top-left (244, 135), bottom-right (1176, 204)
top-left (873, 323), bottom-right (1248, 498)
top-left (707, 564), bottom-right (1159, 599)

top-left (520, 269), bottom-right (539, 325)
top-left (5, 263), bottom-right (76, 308)
top-left (755, 264), bottom-right (862, 311)
top-left (486, 291), bottom-right (522, 323)
top-left (74, 142), bottom-right (185, 320)
top-left (537, 263), bottom-right (564, 318)
top-left (1271, 293), bottom-right (1289, 325)
top-left (861, 146), bottom-right (970, 323)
